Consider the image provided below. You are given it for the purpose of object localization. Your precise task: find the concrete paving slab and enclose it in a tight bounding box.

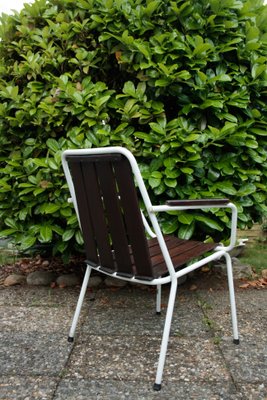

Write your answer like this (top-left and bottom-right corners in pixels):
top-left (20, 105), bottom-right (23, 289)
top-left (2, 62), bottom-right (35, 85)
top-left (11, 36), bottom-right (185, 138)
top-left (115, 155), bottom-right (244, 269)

top-left (196, 289), bottom-right (267, 337)
top-left (0, 306), bottom-right (77, 333)
top-left (81, 302), bottom-right (210, 338)
top-left (54, 378), bottom-right (241, 400)
top-left (0, 286), bottom-right (83, 307)
top-left (237, 383), bottom-right (267, 400)
top-left (82, 285), bottom-right (210, 337)
top-left (90, 286), bottom-right (159, 309)
top-left (0, 376), bottom-right (58, 400)
top-left (219, 336), bottom-right (267, 383)
top-left (0, 332), bottom-right (72, 376)
top-left (197, 288), bottom-right (266, 315)
top-left (91, 285), bottom-right (195, 309)
top-left (66, 335), bottom-right (231, 384)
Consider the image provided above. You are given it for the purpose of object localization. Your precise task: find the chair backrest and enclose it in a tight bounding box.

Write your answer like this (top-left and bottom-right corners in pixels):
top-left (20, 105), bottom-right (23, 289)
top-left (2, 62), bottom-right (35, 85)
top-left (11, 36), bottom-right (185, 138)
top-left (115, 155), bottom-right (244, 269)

top-left (65, 150), bottom-right (155, 280)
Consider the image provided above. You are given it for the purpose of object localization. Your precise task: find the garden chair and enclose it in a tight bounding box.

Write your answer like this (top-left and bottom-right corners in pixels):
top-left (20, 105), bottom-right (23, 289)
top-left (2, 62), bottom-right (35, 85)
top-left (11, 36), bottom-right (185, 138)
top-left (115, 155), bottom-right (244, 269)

top-left (61, 146), bottom-right (239, 391)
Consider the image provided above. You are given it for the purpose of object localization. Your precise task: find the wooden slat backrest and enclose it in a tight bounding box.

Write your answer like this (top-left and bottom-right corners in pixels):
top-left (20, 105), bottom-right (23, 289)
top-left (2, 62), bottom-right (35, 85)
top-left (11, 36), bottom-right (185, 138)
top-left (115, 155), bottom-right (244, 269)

top-left (66, 153), bottom-right (154, 279)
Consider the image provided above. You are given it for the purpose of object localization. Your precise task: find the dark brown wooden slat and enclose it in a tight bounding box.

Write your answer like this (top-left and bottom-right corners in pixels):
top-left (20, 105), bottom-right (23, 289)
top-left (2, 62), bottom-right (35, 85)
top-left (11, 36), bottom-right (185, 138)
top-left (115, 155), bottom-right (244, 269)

top-left (67, 160), bottom-right (98, 264)
top-left (171, 242), bottom-right (217, 267)
top-left (148, 236), bottom-right (186, 257)
top-left (148, 236), bottom-right (197, 262)
top-left (166, 199), bottom-right (229, 207)
top-left (67, 154), bottom-right (122, 163)
top-left (113, 157), bottom-right (154, 279)
top-left (165, 240), bottom-right (208, 260)
top-left (153, 245), bottom-right (217, 277)
top-left (152, 264), bottom-right (168, 278)
top-left (96, 161), bottom-right (133, 277)
top-left (81, 161), bottom-right (114, 270)
top-left (151, 240), bottom-right (216, 267)
top-left (148, 236), bottom-right (218, 278)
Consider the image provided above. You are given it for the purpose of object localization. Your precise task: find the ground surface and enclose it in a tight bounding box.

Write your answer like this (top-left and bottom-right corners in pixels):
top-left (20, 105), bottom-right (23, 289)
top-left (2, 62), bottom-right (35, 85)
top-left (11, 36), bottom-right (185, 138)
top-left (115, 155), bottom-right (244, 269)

top-left (0, 282), bottom-right (266, 399)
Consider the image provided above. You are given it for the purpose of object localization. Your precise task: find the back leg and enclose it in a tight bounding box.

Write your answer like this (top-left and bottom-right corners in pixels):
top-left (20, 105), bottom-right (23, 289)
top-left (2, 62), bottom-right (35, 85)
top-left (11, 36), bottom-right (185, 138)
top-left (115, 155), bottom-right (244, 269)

top-left (68, 265), bottom-right (92, 342)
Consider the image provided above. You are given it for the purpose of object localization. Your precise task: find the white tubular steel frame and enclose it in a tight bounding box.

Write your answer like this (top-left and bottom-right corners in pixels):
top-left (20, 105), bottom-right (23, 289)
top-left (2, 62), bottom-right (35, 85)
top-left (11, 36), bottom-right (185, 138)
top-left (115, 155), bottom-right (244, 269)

top-left (62, 146), bottom-right (239, 391)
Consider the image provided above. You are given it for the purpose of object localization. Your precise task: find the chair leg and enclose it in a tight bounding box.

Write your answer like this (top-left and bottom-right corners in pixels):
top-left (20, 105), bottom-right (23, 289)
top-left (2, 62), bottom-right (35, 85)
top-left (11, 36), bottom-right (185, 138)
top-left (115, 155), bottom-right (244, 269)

top-left (224, 252), bottom-right (239, 344)
top-left (156, 284), bottom-right (162, 315)
top-left (68, 265), bottom-right (92, 342)
top-left (154, 279), bottom-right (178, 391)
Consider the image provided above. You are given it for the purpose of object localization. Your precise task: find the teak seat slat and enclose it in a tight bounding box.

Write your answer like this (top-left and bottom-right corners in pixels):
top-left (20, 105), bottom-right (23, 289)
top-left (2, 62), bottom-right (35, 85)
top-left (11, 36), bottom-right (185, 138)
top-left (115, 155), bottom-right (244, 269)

top-left (147, 236), bottom-right (217, 277)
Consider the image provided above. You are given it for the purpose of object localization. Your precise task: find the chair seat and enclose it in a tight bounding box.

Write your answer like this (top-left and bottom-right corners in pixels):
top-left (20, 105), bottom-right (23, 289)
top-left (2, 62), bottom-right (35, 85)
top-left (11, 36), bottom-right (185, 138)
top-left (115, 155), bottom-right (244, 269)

top-left (92, 235), bottom-right (218, 280)
top-left (148, 235), bottom-right (218, 278)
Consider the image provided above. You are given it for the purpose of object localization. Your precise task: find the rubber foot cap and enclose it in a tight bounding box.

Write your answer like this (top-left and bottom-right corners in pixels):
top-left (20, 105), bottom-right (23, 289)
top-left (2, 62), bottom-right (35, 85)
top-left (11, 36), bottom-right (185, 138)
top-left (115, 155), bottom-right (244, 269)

top-left (153, 383), bottom-right (161, 391)
top-left (68, 336), bottom-right (74, 343)
top-left (233, 339), bottom-right (240, 345)
top-left (156, 311), bottom-right (161, 316)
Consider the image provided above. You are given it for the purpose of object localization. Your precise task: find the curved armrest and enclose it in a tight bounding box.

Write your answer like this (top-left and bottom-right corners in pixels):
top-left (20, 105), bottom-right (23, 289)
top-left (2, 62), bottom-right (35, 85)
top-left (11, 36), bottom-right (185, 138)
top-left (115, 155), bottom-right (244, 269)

top-left (166, 199), bottom-right (229, 207)
top-left (149, 199), bottom-right (237, 252)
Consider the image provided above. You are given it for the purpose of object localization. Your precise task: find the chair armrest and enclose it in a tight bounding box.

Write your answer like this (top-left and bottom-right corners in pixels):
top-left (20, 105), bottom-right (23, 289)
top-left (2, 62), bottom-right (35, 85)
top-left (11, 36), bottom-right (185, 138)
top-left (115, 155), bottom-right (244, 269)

top-left (150, 198), bottom-right (231, 212)
top-left (166, 199), bottom-right (229, 207)
top-left (149, 199), bottom-right (237, 252)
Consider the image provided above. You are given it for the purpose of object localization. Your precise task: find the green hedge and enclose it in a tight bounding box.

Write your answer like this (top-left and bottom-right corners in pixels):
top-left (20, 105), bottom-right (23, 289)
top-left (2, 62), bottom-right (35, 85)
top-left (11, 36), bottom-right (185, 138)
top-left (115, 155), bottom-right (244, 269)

top-left (0, 0), bottom-right (267, 256)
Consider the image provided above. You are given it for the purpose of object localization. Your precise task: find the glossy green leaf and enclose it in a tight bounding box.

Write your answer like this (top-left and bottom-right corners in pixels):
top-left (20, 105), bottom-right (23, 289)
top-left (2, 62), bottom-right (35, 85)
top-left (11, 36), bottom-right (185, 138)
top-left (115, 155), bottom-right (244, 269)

top-left (216, 182), bottom-right (237, 195)
top-left (236, 183), bottom-right (256, 197)
top-left (178, 222), bottom-right (195, 239)
top-left (75, 230), bottom-right (84, 245)
top-left (164, 178), bottom-right (177, 188)
top-left (40, 204), bottom-right (61, 214)
top-left (62, 229), bottom-right (75, 241)
top-left (201, 100), bottom-right (224, 109)
top-left (178, 213), bottom-right (194, 225)
top-left (195, 215), bottom-right (223, 231)
top-left (149, 177), bottom-right (161, 188)
top-left (47, 138), bottom-right (60, 152)
top-left (20, 236), bottom-right (37, 250)
top-left (181, 167), bottom-right (193, 174)
top-left (40, 225), bottom-right (53, 242)
top-left (161, 218), bottom-right (179, 234)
